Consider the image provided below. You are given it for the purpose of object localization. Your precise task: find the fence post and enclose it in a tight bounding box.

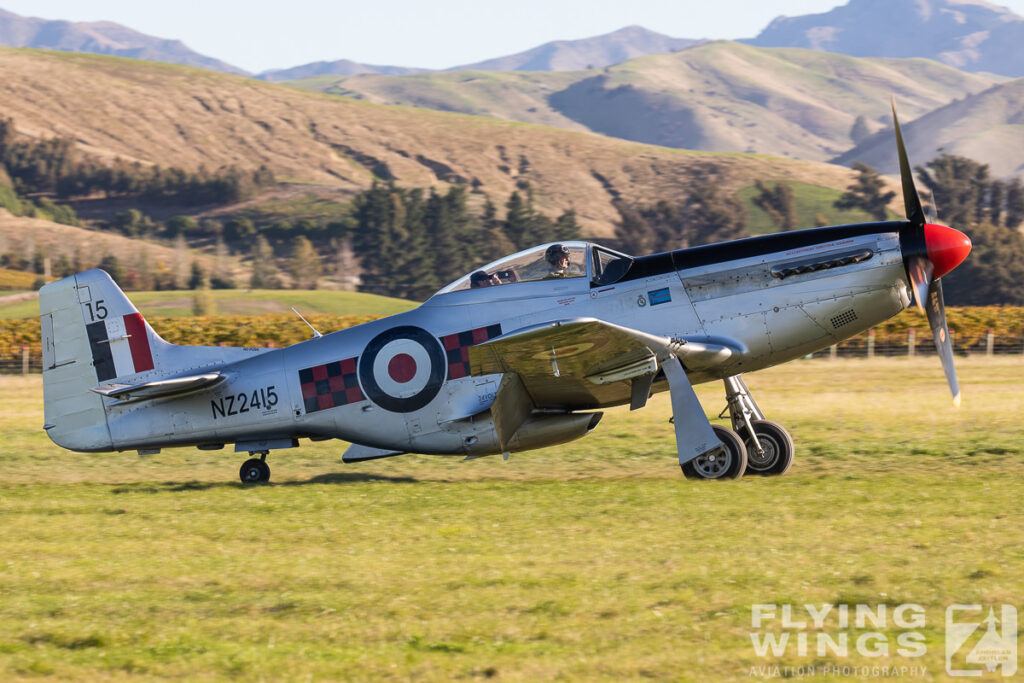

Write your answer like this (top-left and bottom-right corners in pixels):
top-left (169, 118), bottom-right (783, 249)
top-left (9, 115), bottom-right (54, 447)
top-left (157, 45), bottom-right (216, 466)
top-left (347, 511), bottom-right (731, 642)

top-left (907, 328), bottom-right (915, 358)
top-left (829, 344), bottom-right (837, 360)
top-left (867, 330), bottom-right (875, 359)
top-left (21, 345), bottom-right (29, 375)
top-left (986, 328), bottom-right (994, 357)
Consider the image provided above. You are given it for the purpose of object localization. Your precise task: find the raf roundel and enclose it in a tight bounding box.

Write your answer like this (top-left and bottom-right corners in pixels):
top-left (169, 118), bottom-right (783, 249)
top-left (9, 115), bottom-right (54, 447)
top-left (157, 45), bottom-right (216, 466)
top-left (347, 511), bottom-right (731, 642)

top-left (358, 326), bottom-right (446, 413)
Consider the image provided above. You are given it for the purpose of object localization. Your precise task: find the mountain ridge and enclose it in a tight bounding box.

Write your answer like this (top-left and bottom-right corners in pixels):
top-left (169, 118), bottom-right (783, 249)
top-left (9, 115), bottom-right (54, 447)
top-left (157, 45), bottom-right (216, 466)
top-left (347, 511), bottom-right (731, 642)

top-left (745, 0), bottom-right (1024, 78)
top-left (0, 7), bottom-right (247, 75)
top-left (446, 25), bottom-right (699, 72)
top-left (299, 42), bottom-right (996, 163)
top-left (834, 77), bottom-right (1024, 177)
top-left (259, 59), bottom-right (427, 82)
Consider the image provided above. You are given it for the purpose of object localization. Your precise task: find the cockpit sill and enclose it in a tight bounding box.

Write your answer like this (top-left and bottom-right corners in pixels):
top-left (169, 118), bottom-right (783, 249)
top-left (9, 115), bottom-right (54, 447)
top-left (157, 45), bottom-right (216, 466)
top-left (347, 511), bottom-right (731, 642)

top-left (424, 223), bottom-right (908, 307)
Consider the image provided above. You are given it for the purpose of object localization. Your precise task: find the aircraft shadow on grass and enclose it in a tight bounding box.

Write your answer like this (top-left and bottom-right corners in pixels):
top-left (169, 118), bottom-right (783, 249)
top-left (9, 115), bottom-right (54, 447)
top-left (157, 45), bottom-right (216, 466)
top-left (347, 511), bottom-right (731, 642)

top-left (108, 472), bottom-right (420, 494)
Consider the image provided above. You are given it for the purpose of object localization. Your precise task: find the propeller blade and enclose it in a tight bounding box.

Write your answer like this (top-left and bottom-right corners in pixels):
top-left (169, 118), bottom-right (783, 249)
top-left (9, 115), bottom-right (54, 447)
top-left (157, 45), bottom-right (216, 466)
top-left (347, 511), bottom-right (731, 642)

top-left (924, 278), bottom-right (961, 406)
top-left (907, 254), bottom-right (933, 312)
top-left (892, 99), bottom-right (967, 406)
top-left (891, 98), bottom-right (926, 227)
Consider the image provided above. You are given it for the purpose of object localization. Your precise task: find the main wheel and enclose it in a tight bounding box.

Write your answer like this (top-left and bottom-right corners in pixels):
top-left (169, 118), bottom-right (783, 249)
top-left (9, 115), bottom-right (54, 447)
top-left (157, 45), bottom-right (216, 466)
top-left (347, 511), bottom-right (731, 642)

top-left (681, 425), bottom-right (748, 480)
top-left (741, 420), bottom-right (794, 476)
top-left (239, 458), bottom-right (270, 483)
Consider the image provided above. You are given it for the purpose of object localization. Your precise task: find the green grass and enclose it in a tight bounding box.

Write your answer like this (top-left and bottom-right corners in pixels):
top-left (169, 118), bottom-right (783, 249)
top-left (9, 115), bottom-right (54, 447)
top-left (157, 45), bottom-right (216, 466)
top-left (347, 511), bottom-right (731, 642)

top-left (227, 190), bottom-right (354, 225)
top-left (738, 181), bottom-right (898, 235)
top-left (1, 357), bottom-right (1022, 679)
top-left (0, 289), bottom-right (416, 319)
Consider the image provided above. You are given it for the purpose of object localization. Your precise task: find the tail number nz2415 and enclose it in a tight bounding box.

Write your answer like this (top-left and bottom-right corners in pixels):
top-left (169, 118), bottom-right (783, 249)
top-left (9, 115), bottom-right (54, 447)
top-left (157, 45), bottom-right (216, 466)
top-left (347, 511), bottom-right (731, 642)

top-left (212, 386), bottom-right (278, 419)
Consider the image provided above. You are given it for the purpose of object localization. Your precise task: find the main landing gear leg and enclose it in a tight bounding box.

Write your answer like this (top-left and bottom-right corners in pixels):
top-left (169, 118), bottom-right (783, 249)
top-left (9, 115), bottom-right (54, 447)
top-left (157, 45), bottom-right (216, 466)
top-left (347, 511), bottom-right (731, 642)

top-left (239, 451), bottom-right (271, 484)
top-left (722, 376), bottom-right (794, 476)
top-left (663, 356), bottom-right (747, 480)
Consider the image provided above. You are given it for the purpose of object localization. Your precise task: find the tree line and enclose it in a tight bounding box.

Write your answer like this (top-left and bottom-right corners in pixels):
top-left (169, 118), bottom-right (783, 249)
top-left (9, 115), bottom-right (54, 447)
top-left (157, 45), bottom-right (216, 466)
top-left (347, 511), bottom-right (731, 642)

top-left (829, 156), bottom-right (1024, 305)
top-left (612, 155), bottom-right (1024, 306)
top-left (2, 117), bottom-right (1021, 305)
top-left (613, 176), bottom-right (747, 254)
top-left (0, 117), bottom-right (275, 205)
top-left (348, 182), bottom-right (579, 300)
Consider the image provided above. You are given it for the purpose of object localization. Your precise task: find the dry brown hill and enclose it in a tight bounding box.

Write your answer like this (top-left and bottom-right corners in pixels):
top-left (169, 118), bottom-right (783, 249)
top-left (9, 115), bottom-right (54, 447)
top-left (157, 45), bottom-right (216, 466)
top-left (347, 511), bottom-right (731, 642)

top-left (0, 48), bottom-right (889, 237)
top-left (0, 209), bottom-right (239, 283)
top-left (835, 78), bottom-right (1024, 177)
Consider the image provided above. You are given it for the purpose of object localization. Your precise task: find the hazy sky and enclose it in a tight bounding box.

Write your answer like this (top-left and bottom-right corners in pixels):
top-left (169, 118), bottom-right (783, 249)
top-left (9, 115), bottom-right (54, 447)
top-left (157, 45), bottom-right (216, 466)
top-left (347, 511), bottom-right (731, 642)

top-left (7, 0), bottom-right (1024, 73)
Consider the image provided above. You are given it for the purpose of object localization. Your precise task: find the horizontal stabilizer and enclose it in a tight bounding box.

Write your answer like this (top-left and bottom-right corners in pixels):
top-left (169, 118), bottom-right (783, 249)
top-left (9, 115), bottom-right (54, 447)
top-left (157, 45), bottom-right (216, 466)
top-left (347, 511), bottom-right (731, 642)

top-left (92, 372), bottom-right (226, 405)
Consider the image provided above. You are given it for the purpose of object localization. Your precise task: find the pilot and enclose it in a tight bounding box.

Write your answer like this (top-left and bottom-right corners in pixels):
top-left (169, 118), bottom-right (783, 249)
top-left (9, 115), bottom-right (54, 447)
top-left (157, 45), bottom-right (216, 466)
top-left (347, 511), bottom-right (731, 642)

top-left (545, 244), bottom-right (579, 277)
top-left (470, 270), bottom-right (500, 288)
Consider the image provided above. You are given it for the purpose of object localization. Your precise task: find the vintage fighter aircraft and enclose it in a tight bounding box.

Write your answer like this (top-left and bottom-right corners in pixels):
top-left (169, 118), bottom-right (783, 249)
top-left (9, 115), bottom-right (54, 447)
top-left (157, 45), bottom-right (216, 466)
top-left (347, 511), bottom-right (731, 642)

top-left (39, 105), bottom-right (971, 482)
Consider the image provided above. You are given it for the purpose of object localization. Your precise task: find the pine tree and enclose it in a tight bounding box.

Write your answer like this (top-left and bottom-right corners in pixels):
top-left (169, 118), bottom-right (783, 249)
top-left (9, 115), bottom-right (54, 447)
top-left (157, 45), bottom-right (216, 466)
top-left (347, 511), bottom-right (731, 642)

top-left (752, 181), bottom-right (798, 231)
top-left (188, 261), bottom-right (205, 290)
top-left (390, 189), bottom-right (439, 300)
top-left (249, 235), bottom-right (281, 289)
top-left (474, 197), bottom-right (515, 264)
top-left (683, 178), bottom-right (747, 246)
top-left (351, 182), bottom-right (398, 295)
top-left (503, 190), bottom-right (532, 249)
top-left (614, 203), bottom-right (660, 255)
top-left (1005, 178), bottom-right (1024, 228)
top-left (943, 221), bottom-right (1024, 305)
top-left (554, 209), bottom-right (581, 241)
top-left (98, 254), bottom-right (125, 284)
top-left (192, 280), bottom-right (215, 316)
top-left (53, 253), bottom-right (73, 278)
top-left (834, 162), bottom-right (896, 220)
top-left (288, 235), bottom-right (321, 290)
top-left (614, 181), bottom-right (746, 254)
top-left (916, 154), bottom-right (987, 228)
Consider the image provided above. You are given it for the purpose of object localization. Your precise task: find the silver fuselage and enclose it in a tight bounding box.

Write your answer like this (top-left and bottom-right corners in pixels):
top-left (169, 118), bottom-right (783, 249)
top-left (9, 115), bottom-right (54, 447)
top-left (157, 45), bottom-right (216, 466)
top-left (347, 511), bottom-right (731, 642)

top-left (97, 223), bottom-right (912, 456)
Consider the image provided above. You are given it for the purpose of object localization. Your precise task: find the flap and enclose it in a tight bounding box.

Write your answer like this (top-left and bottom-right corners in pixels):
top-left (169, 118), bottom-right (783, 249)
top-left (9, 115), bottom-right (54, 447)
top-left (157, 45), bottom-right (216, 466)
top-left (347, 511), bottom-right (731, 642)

top-left (91, 372), bottom-right (226, 405)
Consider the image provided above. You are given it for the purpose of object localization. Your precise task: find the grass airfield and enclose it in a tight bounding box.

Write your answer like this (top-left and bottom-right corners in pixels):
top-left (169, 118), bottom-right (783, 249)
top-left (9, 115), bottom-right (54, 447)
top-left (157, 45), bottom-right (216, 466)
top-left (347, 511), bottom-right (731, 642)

top-left (1, 357), bottom-right (1022, 680)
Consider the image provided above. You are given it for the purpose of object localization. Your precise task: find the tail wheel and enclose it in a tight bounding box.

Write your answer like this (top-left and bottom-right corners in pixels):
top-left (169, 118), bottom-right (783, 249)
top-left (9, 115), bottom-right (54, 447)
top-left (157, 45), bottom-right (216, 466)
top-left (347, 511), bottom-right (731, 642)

top-left (742, 420), bottom-right (794, 476)
top-left (681, 425), bottom-right (747, 480)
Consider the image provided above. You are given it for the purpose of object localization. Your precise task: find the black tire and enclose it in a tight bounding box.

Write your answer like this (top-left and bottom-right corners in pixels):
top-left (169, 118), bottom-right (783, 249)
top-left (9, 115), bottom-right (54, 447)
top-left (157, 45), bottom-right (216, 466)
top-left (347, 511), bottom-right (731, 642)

top-left (239, 458), bottom-right (270, 484)
top-left (741, 420), bottom-right (794, 476)
top-left (681, 425), bottom-right (748, 480)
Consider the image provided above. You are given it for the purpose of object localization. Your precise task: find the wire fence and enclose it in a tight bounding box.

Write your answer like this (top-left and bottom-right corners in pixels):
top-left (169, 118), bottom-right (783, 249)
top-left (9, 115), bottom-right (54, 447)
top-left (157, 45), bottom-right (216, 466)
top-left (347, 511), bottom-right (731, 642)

top-left (3, 332), bottom-right (1022, 375)
top-left (803, 332), bottom-right (1024, 359)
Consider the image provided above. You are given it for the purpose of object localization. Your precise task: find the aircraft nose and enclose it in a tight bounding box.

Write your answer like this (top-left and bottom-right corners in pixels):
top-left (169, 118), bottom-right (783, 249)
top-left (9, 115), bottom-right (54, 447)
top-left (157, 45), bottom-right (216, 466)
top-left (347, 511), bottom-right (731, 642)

top-left (924, 223), bottom-right (972, 278)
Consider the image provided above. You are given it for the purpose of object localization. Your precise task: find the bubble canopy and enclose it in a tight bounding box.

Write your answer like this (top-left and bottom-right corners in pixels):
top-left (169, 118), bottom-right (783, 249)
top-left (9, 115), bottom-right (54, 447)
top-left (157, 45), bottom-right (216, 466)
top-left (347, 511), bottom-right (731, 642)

top-left (436, 242), bottom-right (633, 295)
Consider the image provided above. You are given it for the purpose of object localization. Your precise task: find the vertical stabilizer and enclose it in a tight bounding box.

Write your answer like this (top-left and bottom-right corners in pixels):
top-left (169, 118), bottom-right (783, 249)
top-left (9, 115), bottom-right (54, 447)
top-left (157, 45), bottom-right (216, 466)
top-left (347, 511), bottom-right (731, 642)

top-left (39, 269), bottom-right (168, 452)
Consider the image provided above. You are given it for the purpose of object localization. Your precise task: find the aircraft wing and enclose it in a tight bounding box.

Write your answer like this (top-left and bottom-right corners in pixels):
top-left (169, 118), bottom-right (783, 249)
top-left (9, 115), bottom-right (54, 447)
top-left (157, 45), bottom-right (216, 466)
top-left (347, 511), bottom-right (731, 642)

top-left (91, 372), bottom-right (227, 405)
top-left (468, 317), bottom-right (738, 410)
